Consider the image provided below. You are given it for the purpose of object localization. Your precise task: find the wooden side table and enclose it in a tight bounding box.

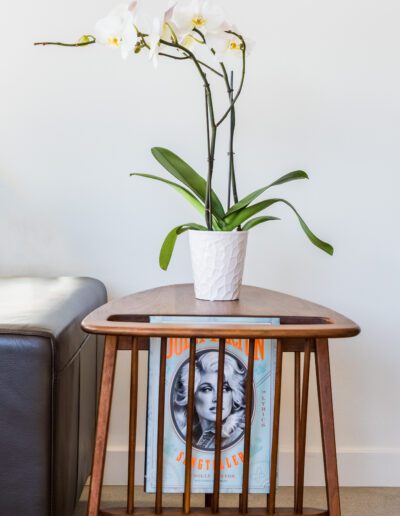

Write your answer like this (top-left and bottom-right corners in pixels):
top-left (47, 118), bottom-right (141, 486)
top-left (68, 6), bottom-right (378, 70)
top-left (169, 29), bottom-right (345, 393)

top-left (82, 284), bottom-right (360, 516)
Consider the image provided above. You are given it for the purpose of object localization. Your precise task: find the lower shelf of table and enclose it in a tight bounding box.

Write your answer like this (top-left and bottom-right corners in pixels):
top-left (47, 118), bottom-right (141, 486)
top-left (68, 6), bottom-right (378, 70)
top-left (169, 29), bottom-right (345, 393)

top-left (99, 508), bottom-right (328, 515)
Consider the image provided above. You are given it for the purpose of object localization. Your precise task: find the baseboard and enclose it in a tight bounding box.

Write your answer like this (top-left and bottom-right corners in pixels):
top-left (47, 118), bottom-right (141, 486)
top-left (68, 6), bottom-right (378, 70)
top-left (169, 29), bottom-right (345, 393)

top-left (102, 447), bottom-right (400, 487)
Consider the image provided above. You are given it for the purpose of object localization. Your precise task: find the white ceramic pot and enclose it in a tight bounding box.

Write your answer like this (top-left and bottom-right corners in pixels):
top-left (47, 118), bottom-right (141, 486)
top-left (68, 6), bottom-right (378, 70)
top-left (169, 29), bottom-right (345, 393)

top-left (188, 230), bottom-right (248, 301)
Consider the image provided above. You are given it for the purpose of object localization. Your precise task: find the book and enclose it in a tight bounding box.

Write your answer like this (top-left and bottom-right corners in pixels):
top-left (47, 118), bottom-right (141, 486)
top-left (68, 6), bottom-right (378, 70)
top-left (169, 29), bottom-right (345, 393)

top-left (145, 316), bottom-right (279, 494)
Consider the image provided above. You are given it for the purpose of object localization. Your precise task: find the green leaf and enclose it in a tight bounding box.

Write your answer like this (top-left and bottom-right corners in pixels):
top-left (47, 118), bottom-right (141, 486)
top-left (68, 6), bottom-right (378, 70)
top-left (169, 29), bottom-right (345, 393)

top-left (283, 200), bottom-right (334, 256)
top-left (151, 147), bottom-right (225, 220)
top-left (131, 173), bottom-right (205, 218)
top-left (131, 173), bottom-right (221, 230)
top-left (242, 216), bottom-right (280, 231)
top-left (159, 223), bottom-right (207, 271)
top-left (224, 200), bottom-right (278, 230)
top-left (225, 198), bottom-right (334, 255)
top-left (226, 171), bottom-right (308, 216)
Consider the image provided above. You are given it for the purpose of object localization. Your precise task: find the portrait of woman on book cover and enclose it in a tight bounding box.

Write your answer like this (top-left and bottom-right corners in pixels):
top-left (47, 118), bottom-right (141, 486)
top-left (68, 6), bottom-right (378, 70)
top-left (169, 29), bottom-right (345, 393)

top-left (171, 350), bottom-right (249, 451)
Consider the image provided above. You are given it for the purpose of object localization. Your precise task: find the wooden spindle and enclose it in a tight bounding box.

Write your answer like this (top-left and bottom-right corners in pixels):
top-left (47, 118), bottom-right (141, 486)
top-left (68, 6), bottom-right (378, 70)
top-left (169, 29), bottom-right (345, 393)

top-left (155, 337), bottom-right (167, 514)
top-left (127, 338), bottom-right (139, 514)
top-left (87, 335), bottom-right (118, 516)
top-left (315, 338), bottom-right (341, 516)
top-left (295, 341), bottom-right (311, 513)
top-left (267, 340), bottom-right (283, 514)
top-left (240, 339), bottom-right (255, 514)
top-left (212, 338), bottom-right (226, 514)
top-left (183, 338), bottom-right (197, 514)
top-left (294, 351), bottom-right (301, 508)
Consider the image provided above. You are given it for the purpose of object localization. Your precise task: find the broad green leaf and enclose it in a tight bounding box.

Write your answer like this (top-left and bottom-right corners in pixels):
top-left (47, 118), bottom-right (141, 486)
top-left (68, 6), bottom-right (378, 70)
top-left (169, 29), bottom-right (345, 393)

top-left (211, 216), bottom-right (225, 231)
top-left (131, 173), bottom-right (205, 217)
top-left (159, 223), bottom-right (207, 271)
top-left (224, 200), bottom-right (279, 230)
top-left (131, 173), bottom-right (221, 230)
top-left (151, 147), bottom-right (225, 220)
top-left (225, 198), bottom-right (334, 255)
top-left (226, 171), bottom-right (308, 216)
top-left (242, 216), bottom-right (280, 231)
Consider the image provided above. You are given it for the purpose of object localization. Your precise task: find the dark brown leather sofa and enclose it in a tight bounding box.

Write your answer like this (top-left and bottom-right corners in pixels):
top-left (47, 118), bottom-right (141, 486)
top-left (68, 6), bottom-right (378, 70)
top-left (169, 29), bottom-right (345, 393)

top-left (0, 277), bottom-right (107, 516)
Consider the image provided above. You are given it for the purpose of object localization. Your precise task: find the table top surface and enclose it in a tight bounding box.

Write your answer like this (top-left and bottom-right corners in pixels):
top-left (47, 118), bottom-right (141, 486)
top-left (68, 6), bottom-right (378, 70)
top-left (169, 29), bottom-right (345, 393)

top-left (81, 284), bottom-right (360, 339)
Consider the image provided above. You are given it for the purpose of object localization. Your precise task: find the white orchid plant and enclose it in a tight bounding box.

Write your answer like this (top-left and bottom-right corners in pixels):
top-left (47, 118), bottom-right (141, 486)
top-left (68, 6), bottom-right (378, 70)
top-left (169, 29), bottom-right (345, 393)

top-left (36, 0), bottom-right (333, 270)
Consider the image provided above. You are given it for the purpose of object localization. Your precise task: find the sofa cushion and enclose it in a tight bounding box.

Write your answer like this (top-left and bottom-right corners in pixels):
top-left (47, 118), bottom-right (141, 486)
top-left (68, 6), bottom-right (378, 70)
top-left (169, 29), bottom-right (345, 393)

top-left (0, 277), bottom-right (106, 371)
top-left (0, 276), bottom-right (107, 516)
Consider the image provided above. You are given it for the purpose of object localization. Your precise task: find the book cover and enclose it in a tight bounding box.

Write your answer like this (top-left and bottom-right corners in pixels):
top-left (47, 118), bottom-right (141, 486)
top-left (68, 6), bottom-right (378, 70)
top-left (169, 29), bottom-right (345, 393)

top-left (145, 316), bottom-right (278, 493)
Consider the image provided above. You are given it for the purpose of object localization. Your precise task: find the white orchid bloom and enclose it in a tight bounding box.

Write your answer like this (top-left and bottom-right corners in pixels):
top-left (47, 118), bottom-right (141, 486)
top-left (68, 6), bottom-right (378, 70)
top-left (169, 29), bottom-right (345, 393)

top-left (207, 27), bottom-right (253, 69)
top-left (149, 17), bottom-right (163, 67)
top-left (148, 1), bottom-right (177, 68)
top-left (208, 31), bottom-right (243, 58)
top-left (171, 0), bottom-right (227, 41)
top-left (94, 2), bottom-right (138, 59)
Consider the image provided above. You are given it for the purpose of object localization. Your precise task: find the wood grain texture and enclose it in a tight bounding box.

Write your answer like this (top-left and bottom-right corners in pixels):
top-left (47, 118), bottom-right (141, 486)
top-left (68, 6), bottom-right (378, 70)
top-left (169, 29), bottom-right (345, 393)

top-left (155, 337), bottom-right (167, 514)
top-left (99, 508), bottom-right (328, 516)
top-left (295, 342), bottom-right (311, 513)
top-left (87, 336), bottom-right (118, 516)
top-left (315, 339), bottom-right (341, 516)
top-left (82, 284), bottom-right (360, 339)
top-left (127, 339), bottom-right (139, 514)
top-left (294, 351), bottom-right (300, 509)
top-left (240, 339), bottom-right (255, 514)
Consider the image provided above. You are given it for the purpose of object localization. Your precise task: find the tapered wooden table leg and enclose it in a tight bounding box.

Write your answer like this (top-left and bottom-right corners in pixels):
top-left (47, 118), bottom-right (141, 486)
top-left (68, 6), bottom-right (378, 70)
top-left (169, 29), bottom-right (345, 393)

top-left (295, 341), bottom-right (311, 513)
top-left (127, 339), bottom-right (139, 514)
top-left (87, 336), bottom-right (118, 516)
top-left (294, 352), bottom-right (301, 509)
top-left (315, 339), bottom-right (341, 516)
top-left (155, 337), bottom-right (168, 514)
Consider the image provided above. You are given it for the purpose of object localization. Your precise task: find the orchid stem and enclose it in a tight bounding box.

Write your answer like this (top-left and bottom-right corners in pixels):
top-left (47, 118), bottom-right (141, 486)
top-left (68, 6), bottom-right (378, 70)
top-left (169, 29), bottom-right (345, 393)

top-left (33, 40), bottom-right (95, 47)
top-left (229, 71), bottom-right (239, 206)
top-left (198, 60), bottom-right (223, 77)
top-left (216, 33), bottom-right (246, 127)
top-left (204, 89), bottom-right (213, 230)
top-left (34, 35), bottom-right (95, 47)
top-left (160, 38), bottom-right (217, 230)
top-left (220, 65), bottom-right (239, 211)
top-left (159, 52), bottom-right (189, 60)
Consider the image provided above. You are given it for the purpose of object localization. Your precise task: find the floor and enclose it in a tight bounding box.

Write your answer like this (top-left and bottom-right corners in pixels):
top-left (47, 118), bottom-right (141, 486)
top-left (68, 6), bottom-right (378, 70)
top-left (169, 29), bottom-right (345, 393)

top-left (74, 486), bottom-right (400, 515)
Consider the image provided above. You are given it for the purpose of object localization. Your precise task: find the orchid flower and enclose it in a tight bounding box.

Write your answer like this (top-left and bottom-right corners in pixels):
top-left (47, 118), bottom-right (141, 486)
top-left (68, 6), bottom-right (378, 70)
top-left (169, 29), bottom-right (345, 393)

top-left (94, 2), bottom-right (138, 59)
top-left (148, 1), bottom-right (177, 67)
top-left (36, 3), bottom-right (334, 263)
top-left (171, 0), bottom-right (227, 41)
top-left (208, 29), bottom-right (252, 67)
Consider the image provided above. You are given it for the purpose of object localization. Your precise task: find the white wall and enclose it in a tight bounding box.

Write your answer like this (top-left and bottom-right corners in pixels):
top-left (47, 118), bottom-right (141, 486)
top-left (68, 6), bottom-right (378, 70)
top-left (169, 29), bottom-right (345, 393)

top-left (1, 0), bottom-right (399, 486)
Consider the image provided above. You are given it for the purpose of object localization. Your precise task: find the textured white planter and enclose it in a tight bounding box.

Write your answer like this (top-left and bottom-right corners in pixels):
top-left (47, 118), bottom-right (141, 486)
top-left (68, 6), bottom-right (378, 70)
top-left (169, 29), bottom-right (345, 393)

top-left (189, 230), bottom-right (248, 301)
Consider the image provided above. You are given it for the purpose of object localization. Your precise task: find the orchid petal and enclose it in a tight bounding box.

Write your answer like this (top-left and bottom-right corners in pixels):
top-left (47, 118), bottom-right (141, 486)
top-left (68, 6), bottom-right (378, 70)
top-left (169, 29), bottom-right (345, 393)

top-left (149, 17), bottom-right (162, 67)
top-left (201, 0), bottom-right (225, 33)
top-left (171, 0), bottom-right (197, 33)
top-left (94, 3), bottom-right (138, 59)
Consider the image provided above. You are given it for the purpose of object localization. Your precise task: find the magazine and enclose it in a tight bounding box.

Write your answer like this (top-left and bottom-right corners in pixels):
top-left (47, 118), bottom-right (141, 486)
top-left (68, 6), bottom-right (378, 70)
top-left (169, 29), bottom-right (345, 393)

top-left (145, 316), bottom-right (279, 494)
